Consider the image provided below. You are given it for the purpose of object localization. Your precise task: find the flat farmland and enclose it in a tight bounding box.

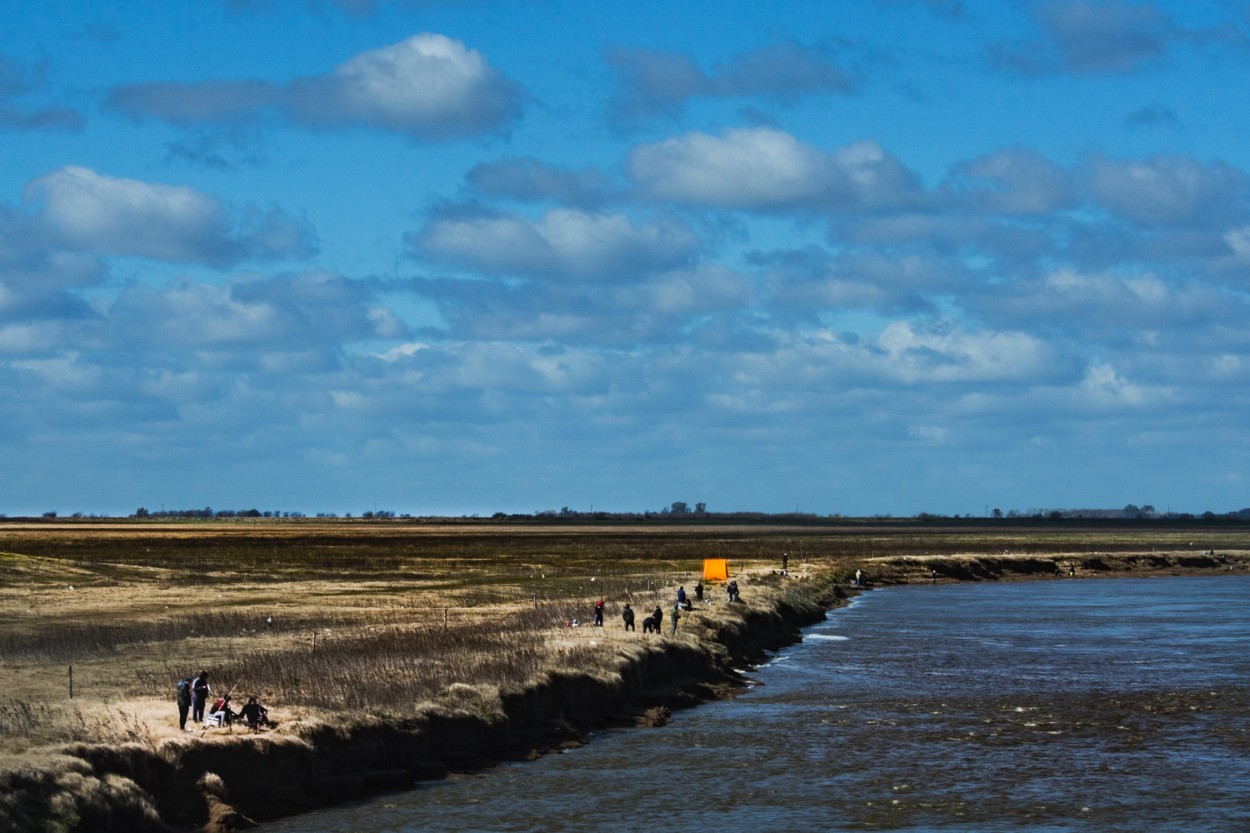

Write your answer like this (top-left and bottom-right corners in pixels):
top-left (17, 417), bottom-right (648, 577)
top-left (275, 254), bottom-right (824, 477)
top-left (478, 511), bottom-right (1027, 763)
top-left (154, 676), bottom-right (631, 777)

top-left (1, 518), bottom-right (1245, 753)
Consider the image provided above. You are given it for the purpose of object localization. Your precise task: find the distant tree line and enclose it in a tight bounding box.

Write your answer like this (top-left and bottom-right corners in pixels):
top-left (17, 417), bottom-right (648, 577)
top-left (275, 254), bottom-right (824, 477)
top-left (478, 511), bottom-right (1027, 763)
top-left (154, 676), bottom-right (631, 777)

top-left (7, 501), bottom-right (1250, 523)
top-left (127, 507), bottom-right (414, 520)
top-left (132, 507), bottom-right (308, 519)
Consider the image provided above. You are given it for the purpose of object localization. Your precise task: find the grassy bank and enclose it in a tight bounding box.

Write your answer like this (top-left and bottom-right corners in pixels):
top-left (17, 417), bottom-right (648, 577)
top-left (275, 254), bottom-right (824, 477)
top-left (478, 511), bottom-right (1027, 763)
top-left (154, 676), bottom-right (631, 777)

top-left (0, 520), bottom-right (1246, 831)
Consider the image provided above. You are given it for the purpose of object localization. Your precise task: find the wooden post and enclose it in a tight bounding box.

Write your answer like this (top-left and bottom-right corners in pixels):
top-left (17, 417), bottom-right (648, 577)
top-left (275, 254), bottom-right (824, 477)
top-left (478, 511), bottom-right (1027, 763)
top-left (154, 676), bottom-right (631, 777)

top-left (311, 631), bottom-right (316, 652)
top-left (444, 607), bottom-right (449, 629)
top-left (68, 665), bottom-right (73, 699)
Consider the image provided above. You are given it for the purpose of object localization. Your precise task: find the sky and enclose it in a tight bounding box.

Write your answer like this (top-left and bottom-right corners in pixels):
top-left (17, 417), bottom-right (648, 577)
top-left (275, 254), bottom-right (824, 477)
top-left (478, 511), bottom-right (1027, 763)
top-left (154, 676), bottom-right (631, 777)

top-left (3, 0), bottom-right (1250, 518)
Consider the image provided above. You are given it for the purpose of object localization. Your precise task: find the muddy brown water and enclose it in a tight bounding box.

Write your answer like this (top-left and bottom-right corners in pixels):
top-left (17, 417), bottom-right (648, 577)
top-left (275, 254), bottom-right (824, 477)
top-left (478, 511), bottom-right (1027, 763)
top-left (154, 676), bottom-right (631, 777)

top-left (266, 575), bottom-right (1250, 832)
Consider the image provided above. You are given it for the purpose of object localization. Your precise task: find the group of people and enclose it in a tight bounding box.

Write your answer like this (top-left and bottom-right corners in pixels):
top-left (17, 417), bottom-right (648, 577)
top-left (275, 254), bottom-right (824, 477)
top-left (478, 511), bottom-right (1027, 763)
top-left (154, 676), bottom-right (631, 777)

top-left (176, 670), bottom-right (273, 732)
top-left (600, 579), bottom-right (723, 636)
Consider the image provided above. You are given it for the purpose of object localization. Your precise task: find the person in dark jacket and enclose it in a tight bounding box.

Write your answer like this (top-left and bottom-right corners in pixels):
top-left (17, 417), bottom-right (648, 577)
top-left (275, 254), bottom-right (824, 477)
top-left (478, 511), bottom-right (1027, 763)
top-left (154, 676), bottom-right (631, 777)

top-left (239, 696), bottom-right (271, 730)
top-left (622, 603), bottom-right (635, 631)
top-left (191, 671), bottom-right (211, 723)
top-left (176, 676), bottom-right (192, 730)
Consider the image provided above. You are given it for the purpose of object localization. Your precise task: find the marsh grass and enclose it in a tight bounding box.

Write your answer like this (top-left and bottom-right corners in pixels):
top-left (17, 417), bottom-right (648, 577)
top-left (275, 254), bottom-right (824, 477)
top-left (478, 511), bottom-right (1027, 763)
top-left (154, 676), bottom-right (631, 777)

top-left (2, 519), bottom-right (1247, 751)
top-left (129, 610), bottom-right (561, 712)
top-left (0, 699), bottom-right (157, 750)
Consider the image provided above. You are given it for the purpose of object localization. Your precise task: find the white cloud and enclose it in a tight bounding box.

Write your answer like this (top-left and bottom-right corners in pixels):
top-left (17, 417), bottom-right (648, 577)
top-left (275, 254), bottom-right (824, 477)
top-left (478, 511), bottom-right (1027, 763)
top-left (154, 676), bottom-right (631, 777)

top-left (988, 0), bottom-right (1227, 76)
top-left (100, 272), bottom-right (404, 372)
top-left (972, 267), bottom-right (1240, 333)
top-left (21, 166), bottom-right (314, 265)
top-left (1080, 362), bottom-right (1154, 406)
top-left (909, 424), bottom-right (951, 444)
top-left (875, 321), bottom-right (1054, 383)
top-left (106, 80), bottom-right (278, 125)
top-left (285, 33), bottom-right (521, 139)
top-left (414, 208), bottom-right (698, 281)
top-left (606, 41), bottom-right (857, 123)
top-left (1087, 154), bottom-right (1249, 227)
top-left (25, 166), bottom-right (229, 261)
top-left (1225, 225), bottom-right (1250, 258)
top-left (1036, 0), bottom-right (1173, 73)
top-left (411, 263), bottom-right (751, 347)
top-left (949, 148), bottom-right (1076, 215)
top-left (104, 33), bottom-right (521, 142)
top-left (629, 128), bottom-right (920, 211)
top-left (375, 341), bottom-right (428, 362)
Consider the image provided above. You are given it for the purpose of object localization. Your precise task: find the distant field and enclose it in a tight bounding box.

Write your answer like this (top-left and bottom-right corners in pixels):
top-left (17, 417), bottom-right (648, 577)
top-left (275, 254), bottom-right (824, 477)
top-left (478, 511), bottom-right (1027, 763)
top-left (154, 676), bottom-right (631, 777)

top-left (1, 518), bottom-right (1245, 753)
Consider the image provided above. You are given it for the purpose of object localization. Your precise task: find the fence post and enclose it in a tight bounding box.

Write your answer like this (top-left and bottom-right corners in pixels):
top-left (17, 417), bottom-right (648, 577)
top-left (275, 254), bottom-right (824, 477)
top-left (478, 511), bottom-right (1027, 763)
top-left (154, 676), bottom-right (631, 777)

top-left (444, 608), bottom-right (449, 629)
top-left (68, 665), bottom-right (73, 699)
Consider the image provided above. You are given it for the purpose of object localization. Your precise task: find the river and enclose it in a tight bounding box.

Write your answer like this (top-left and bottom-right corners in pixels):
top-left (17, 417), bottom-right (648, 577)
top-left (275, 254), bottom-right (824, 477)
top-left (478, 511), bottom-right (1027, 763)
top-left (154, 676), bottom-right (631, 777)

top-left (265, 574), bottom-right (1250, 832)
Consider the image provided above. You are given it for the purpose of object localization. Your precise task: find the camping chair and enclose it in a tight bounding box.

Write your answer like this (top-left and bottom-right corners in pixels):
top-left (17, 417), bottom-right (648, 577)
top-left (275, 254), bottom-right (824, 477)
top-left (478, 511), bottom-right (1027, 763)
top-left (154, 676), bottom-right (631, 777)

top-left (202, 710), bottom-right (232, 729)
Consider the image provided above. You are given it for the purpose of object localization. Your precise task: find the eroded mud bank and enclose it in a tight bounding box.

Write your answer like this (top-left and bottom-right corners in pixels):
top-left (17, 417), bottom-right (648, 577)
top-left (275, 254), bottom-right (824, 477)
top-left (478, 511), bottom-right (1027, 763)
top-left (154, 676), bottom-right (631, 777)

top-left (3, 551), bottom-right (1237, 833)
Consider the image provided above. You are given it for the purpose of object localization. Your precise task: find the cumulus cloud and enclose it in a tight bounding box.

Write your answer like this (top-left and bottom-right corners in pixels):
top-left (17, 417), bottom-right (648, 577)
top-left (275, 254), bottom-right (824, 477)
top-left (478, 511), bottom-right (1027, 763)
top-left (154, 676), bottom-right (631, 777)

top-left (991, 0), bottom-right (1171, 74)
top-left (105, 33), bottom-right (521, 141)
top-left (1086, 154), bottom-right (1250, 228)
top-left (832, 212), bottom-right (1051, 261)
top-left (754, 246), bottom-right (962, 318)
top-left (629, 127), bottom-right (921, 211)
top-left (971, 267), bottom-right (1241, 334)
top-left (991, 0), bottom-right (1245, 76)
top-left (413, 264), bottom-right (751, 346)
top-left (607, 41), bottom-right (857, 123)
top-left (875, 320), bottom-right (1056, 384)
top-left (411, 207), bottom-right (699, 282)
top-left (286, 33), bottom-right (521, 139)
top-left (21, 166), bottom-right (316, 265)
top-left (109, 271), bottom-right (405, 359)
top-left (106, 80), bottom-right (278, 125)
top-left (948, 148), bottom-right (1076, 215)
top-left (1080, 362), bottom-right (1158, 407)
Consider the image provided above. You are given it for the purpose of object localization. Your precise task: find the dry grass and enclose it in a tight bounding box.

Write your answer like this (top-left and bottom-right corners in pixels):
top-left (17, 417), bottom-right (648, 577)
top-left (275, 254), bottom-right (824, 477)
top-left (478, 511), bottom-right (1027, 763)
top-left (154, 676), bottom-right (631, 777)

top-left (1, 518), bottom-right (1246, 755)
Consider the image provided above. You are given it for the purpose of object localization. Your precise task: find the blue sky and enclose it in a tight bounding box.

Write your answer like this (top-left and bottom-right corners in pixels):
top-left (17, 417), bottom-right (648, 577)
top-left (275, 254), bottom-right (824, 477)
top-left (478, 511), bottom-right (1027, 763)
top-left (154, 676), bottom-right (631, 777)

top-left (3, 0), bottom-right (1250, 517)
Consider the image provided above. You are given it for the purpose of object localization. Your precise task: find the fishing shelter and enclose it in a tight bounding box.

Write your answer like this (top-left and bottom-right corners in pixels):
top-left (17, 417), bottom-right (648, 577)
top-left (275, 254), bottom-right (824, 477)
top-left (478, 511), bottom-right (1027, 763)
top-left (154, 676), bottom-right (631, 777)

top-left (702, 558), bottom-right (729, 581)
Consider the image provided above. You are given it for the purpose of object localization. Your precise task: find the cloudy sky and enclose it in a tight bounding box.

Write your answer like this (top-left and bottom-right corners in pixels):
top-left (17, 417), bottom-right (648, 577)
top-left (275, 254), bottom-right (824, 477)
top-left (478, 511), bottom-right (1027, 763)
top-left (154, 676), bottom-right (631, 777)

top-left (3, 0), bottom-right (1250, 517)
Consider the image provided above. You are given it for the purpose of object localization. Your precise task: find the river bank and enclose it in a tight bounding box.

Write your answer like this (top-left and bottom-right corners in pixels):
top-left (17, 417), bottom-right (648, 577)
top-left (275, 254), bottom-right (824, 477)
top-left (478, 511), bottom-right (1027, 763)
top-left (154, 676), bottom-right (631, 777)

top-left (1, 547), bottom-right (1242, 833)
top-left (1, 567), bottom-right (845, 833)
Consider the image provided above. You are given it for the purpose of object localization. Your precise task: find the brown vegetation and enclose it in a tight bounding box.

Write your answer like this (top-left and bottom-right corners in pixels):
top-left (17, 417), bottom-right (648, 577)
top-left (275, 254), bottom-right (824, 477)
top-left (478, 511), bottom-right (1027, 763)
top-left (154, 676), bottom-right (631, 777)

top-left (0, 518), bottom-right (1246, 831)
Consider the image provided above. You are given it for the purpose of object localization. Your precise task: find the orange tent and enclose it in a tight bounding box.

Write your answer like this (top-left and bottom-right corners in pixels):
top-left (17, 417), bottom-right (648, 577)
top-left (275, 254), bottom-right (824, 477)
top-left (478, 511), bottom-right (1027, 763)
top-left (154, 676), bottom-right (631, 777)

top-left (702, 558), bottom-right (729, 581)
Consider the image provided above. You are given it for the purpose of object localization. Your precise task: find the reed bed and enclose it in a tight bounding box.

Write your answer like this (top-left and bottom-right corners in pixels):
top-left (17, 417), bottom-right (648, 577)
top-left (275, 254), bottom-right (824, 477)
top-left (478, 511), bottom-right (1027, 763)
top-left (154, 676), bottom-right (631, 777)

top-left (0, 700), bottom-right (157, 749)
top-left (3, 518), bottom-right (1247, 753)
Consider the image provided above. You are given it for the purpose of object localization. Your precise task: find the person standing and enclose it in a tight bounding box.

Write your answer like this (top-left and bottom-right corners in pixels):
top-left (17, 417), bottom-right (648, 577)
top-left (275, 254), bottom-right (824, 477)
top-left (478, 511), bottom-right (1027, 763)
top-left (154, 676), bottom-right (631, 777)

top-left (670, 602), bottom-right (680, 634)
top-left (191, 671), bottom-right (211, 724)
top-left (694, 581), bottom-right (703, 601)
top-left (652, 605), bottom-right (663, 633)
top-left (175, 675), bottom-right (193, 730)
top-left (593, 598), bottom-right (605, 627)
top-left (622, 603), bottom-right (635, 631)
